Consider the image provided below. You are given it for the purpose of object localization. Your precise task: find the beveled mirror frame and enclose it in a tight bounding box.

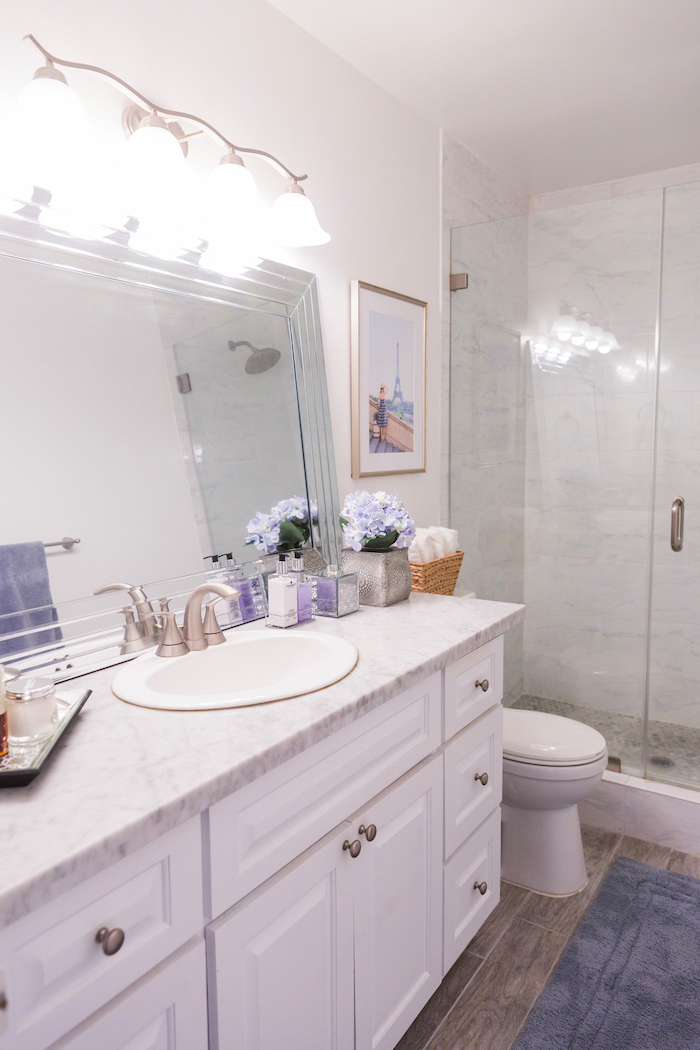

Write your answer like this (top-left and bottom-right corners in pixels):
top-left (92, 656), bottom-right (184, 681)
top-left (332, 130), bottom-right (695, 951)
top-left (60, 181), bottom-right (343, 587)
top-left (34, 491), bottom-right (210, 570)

top-left (0, 209), bottom-right (342, 678)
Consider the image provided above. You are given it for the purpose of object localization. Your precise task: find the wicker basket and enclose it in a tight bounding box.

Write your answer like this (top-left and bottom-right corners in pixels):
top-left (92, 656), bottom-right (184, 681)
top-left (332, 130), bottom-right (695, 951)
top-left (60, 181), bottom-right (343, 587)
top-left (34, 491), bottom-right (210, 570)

top-left (410, 551), bottom-right (464, 596)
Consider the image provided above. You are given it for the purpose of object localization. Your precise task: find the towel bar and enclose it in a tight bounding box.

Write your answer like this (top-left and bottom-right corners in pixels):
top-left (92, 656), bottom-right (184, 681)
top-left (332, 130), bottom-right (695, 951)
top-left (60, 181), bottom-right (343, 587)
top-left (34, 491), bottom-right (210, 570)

top-left (43, 537), bottom-right (80, 551)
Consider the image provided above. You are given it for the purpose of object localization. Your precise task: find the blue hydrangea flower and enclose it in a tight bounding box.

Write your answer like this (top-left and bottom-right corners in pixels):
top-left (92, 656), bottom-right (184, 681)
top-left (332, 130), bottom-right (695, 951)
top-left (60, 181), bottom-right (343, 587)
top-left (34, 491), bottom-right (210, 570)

top-left (340, 490), bottom-right (416, 551)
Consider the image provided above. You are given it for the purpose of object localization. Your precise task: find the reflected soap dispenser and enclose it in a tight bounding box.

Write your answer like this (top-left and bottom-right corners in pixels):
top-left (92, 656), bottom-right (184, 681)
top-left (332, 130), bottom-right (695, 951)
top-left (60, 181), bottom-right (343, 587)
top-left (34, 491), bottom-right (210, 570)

top-left (291, 551), bottom-right (313, 623)
top-left (267, 554), bottom-right (298, 629)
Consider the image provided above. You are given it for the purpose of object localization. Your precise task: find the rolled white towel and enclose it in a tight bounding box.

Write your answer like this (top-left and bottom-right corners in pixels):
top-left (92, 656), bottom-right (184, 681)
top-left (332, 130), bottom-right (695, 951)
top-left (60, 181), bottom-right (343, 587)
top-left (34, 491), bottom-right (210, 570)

top-left (428, 525), bottom-right (447, 559)
top-left (408, 528), bottom-right (435, 563)
top-left (441, 527), bottom-right (459, 556)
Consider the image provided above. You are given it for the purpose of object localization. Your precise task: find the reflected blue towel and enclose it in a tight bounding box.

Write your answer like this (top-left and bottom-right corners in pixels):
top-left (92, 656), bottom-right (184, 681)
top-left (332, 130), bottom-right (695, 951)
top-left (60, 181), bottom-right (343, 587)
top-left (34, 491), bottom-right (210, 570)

top-left (0, 542), bottom-right (63, 658)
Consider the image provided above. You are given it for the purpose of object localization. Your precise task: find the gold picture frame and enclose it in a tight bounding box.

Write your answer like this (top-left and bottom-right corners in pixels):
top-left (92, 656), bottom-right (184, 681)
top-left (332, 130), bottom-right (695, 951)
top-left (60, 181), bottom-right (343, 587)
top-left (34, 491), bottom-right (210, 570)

top-left (351, 280), bottom-right (427, 478)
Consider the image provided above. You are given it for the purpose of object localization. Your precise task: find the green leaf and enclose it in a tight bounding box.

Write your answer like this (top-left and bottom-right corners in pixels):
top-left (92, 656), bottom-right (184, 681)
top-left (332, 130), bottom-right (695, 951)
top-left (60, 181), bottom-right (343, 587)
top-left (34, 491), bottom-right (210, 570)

top-left (278, 519), bottom-right (307, 550)
top-left (362, 530), bottom-right (399, 552)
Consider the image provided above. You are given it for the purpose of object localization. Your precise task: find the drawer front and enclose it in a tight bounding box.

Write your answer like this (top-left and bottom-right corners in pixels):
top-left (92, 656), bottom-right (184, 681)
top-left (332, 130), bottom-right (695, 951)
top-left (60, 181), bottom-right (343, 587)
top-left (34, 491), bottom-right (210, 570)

top-left (443, 808), bottom-right (501, 973)
top-left (444, 635), bottom-right (503, 740)
top-left (208, 672), bottom-right (442, 918)
top-left (443, 706), bottom-right (503, 859)
top-left (51, 938), bottom-right (208, 1050)
top-left (0, 817), bottom-right (204, 1050)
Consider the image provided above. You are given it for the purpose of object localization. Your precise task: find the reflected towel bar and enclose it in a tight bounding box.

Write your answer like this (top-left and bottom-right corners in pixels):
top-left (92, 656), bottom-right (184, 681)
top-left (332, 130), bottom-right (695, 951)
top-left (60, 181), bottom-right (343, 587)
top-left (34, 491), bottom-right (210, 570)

top-left (44, 537), bottom-right (80, 550)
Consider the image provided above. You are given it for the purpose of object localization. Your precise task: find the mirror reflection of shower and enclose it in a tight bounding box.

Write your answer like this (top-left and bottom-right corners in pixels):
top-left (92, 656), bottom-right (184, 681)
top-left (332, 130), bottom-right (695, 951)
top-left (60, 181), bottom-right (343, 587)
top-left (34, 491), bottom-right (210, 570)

top-left (228, 339), bottom-right (282, 374)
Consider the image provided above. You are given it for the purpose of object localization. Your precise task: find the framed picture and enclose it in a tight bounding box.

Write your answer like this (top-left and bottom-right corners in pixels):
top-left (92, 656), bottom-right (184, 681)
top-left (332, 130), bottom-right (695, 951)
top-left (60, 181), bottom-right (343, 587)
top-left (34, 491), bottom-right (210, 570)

top-left (351, 281), bottom-right (427, 478)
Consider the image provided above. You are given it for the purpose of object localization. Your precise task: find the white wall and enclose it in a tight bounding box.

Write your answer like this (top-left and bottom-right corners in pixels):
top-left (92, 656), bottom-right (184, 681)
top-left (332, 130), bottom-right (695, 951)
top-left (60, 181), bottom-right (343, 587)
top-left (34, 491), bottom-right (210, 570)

top-left (0, 0), bottom-right (442, 543)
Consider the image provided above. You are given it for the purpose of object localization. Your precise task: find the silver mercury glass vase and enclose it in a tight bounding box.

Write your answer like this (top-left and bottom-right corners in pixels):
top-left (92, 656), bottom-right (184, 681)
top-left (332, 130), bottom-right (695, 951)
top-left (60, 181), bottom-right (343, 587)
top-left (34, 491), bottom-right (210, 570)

top-left (340, 546), bottom-right (412, 607)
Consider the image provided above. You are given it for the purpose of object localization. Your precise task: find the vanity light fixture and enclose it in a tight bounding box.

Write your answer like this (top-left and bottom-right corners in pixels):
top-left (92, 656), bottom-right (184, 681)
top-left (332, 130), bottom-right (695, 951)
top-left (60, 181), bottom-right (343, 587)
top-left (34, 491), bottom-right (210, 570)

top-left (5, 35), bottom-right (330, 268)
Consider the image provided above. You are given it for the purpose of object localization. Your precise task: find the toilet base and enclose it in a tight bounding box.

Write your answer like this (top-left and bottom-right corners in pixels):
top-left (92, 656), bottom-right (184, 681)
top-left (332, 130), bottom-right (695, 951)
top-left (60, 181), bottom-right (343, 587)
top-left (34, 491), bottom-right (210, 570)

top-left (501, 802), bottom-right (587, 895)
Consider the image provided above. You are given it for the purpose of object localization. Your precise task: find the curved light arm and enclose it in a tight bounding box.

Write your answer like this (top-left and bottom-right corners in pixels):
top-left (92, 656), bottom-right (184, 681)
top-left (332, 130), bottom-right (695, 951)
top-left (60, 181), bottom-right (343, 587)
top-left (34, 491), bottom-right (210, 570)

top-left (23, 34), bottom-right (308, 183)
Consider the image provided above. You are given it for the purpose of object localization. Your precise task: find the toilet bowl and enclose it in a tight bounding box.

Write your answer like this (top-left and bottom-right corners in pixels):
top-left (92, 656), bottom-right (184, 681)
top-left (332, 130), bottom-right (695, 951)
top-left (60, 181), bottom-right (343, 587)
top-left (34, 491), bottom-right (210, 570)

top-left (501, 708), bottom-right (607, 895)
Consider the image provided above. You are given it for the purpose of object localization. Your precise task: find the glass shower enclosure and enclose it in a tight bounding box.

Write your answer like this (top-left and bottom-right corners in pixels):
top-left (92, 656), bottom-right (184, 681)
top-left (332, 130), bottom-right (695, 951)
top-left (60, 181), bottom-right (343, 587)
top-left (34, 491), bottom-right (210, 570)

top-left (450, 181), bottom-right (700, 791)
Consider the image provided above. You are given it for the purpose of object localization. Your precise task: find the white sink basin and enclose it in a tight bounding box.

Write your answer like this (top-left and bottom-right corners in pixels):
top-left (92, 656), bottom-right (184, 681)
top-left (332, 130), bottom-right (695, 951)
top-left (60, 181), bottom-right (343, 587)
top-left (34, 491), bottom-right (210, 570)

top-left (112, 629), bottom-right (359, 710)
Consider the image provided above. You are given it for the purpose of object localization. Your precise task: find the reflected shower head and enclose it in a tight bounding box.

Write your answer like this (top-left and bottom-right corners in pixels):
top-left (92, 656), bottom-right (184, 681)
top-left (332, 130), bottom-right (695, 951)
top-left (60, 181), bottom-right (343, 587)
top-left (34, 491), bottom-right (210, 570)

top-left (227, 339), bottom-right (281, 374)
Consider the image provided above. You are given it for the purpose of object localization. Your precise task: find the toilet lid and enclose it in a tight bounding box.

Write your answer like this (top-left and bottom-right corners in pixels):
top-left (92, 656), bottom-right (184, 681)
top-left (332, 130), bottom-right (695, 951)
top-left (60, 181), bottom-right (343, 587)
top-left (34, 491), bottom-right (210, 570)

top-left (503, 709), bottom-right (607, 765)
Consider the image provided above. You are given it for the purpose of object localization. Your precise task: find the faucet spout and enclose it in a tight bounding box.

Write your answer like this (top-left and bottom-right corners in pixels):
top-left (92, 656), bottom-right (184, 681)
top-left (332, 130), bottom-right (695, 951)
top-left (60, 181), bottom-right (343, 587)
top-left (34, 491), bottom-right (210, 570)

top-left (183, 582), bottom-right (240, 651)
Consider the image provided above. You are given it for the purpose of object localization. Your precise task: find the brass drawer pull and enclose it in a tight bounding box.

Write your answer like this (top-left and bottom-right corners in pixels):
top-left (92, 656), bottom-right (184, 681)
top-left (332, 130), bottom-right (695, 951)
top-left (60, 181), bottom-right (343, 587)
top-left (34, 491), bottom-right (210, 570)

top-left (358, 824), bottom-right (377, 841)
top-left (474, 772), bottom-right (489, 786)
top-left (95, 926), bottom-right (125, 956)
top-left (475, 679), bottom-right (489, 692)
top-left (474, 881), bottom-right (488, 895)
top-left (343, 839), bottom-right (362, 858)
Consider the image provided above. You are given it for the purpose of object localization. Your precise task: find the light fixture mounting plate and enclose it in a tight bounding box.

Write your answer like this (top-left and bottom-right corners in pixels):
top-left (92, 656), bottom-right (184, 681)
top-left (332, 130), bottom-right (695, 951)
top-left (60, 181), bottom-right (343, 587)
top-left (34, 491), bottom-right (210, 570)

top-left (121, 103), bottom-right (189, 157)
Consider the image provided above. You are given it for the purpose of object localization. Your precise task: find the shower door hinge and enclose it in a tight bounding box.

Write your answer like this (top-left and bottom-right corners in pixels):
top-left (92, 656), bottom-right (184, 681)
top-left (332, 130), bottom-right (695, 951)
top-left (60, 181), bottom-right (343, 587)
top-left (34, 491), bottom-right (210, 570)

top-left (450, 273), bottom-right (468, 291)
top-left (176, 373), bottom-right (192, 394)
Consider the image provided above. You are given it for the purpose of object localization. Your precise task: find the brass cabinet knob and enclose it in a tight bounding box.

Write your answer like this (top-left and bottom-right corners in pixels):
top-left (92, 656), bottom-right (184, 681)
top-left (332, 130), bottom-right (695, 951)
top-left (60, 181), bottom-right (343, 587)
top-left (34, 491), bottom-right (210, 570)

top-left (342, 839), bottom-right (362, 858)
top-left (358, 824), bottom-right (377, 841)
top-left (0, 991), bottom-right (7, 1010)
top-left (474, 881), bottom-right (488, 895)
top-left (95, 926), bottom-right (125, 955)
top-left (475, 679), bottom-right (489, 692)
top-left (474, 772), bottom-right (489, 786)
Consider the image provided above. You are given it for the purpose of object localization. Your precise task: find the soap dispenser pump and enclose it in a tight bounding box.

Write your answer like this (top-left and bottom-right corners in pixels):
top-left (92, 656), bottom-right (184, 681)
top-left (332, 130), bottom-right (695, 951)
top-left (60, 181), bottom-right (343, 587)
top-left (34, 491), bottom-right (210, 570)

top-left (291, 550), bottom-right (313, 623)
top-left (267, 554), bottom-right (298, 629)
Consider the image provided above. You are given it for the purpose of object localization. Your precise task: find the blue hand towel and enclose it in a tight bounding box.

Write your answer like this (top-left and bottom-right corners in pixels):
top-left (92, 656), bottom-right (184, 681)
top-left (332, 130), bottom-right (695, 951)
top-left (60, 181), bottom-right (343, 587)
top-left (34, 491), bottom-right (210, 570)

top-left (0, 542), bottom-right (63, 658)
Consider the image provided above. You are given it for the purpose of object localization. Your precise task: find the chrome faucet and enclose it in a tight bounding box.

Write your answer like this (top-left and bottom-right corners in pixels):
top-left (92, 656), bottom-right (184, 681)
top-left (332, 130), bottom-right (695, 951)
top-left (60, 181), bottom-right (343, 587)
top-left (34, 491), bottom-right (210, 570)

top-left (94, 582), bottom-right (159, 638)
top-left (182, 582), bottom-right (240, 651)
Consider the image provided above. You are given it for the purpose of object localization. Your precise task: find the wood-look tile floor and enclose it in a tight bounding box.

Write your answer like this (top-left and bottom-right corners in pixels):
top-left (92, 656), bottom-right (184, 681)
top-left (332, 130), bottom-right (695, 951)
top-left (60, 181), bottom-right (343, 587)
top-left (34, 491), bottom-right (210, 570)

top-left (396, 825), bottom-right (700, 1050)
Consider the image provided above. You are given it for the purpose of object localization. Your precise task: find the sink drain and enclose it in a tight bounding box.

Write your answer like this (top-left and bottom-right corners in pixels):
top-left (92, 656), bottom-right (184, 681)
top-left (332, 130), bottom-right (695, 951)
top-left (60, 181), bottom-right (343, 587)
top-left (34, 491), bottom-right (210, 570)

top-left (649, 755), bottom-right (675, 768)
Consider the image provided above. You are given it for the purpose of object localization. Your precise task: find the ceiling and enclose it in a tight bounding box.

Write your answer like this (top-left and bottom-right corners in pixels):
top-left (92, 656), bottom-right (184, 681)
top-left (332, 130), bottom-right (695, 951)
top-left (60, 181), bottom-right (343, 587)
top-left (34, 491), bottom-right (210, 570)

top-left (267, 0), bottom-right (700, 196)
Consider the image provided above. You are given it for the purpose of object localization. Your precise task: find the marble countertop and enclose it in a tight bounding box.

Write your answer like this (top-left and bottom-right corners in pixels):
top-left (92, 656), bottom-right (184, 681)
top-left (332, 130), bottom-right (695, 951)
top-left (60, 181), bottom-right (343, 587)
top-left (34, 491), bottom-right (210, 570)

top-left (0, 593), bottom-right (523, 929)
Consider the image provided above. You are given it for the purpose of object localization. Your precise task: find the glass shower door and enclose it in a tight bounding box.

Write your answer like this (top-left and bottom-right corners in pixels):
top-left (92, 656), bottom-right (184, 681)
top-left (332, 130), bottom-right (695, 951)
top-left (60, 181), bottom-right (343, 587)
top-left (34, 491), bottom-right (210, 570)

top-left (646, 181), bottom-right (700, 787)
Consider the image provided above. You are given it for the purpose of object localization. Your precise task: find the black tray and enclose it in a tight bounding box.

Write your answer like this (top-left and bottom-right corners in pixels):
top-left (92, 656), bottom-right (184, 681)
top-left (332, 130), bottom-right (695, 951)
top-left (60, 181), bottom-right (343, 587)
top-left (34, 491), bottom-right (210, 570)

top-left (0, 688), bottom-right (91, 787)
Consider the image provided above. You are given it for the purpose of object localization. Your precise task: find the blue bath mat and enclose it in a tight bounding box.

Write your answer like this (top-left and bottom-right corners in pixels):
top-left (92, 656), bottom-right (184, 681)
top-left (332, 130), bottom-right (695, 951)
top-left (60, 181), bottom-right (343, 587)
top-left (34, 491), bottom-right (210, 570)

top-left (512, 856), bottom-right (700, 1049)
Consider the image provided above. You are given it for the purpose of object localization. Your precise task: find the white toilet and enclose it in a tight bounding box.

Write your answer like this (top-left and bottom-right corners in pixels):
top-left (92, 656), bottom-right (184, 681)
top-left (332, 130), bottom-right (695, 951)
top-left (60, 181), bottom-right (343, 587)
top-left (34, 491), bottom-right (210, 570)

top-left (501, 708), bottom-right (608, 895)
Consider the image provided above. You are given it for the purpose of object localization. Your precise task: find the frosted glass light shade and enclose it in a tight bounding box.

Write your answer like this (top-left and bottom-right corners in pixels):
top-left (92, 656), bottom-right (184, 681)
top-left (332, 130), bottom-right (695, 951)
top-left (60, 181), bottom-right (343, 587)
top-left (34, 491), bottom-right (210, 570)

top-left (125, 115), bottom-right (187, 223)
top-left (204, 154), bottom-right (269, 242)
top-left (14, 67), bottom-right (89, 195)
top-left (571, 320), bottom-right (590, 347)
top-left (270, 183), bottom-right (330, 247)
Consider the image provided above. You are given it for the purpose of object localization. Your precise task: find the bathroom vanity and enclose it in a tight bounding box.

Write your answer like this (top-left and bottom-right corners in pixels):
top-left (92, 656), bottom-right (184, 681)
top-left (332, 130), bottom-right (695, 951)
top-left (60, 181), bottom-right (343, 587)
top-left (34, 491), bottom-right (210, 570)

top-left (0, 594), bottom-right (523, 1050)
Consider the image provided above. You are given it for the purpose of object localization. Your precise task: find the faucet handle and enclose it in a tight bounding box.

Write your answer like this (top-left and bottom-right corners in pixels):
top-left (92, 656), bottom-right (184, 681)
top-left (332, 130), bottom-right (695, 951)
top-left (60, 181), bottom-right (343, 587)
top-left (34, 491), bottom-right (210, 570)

top-left (203, 597), bottom-right (231, 646)
top-left (118, 607), bottom-right (155, 655)
top-left (158, 597), bottom-right (171, 613)
top-left (155, 613), bottom-right (189, 658)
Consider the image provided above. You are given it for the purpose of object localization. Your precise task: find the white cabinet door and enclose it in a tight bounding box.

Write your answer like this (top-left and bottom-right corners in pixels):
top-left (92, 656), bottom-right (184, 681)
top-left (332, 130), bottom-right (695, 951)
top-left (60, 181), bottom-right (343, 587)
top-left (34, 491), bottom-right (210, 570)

top-left (207, 823), bottom-right (355, 1050)
top-left (443, 808), bottom-right (501, 972)
top-left (50, 938), bottom-right (208, 1050)
top-left (352, 756), bottom-right (443, 1050)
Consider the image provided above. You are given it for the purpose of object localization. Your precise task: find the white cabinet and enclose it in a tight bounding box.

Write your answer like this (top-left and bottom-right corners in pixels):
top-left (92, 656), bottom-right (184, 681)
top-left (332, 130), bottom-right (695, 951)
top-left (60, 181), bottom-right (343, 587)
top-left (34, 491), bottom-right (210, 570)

top-left (50, 939), bottom-right (208, 1050)
top-left (1, 631), bottom-right (509, 1050)
top-left (0, 817), bottom-right (203, 1050)
top-left (207, 823), bottom-right (355, 1050)
top-left (208, 756), bottom-right (444, 1050)
top-left (352, 756), bottom-right (443, 1050)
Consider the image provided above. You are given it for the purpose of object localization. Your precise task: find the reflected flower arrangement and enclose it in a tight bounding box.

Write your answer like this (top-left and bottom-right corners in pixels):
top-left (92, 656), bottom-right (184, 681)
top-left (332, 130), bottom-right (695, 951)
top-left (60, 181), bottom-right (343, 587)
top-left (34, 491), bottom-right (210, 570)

top-left (246, 496), bottom-right (318, 554)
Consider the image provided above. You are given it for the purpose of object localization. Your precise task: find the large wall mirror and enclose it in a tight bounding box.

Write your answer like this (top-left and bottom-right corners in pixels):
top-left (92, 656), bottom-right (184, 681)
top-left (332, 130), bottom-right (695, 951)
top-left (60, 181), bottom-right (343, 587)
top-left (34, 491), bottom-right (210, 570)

top-left (0, 213), bottom-right (342, 672)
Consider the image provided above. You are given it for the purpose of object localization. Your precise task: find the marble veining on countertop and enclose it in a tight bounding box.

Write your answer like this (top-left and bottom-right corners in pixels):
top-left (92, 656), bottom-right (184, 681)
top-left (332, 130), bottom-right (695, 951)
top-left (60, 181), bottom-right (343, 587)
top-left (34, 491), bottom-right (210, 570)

top-left (0, 594), bottom-right (523, 929)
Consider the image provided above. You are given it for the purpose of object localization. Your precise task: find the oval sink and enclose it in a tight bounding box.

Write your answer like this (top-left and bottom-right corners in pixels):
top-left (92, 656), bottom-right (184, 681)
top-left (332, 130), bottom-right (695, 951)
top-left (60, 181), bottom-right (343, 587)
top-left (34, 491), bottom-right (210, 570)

top-left (112, 629), bottom-right (359, 710)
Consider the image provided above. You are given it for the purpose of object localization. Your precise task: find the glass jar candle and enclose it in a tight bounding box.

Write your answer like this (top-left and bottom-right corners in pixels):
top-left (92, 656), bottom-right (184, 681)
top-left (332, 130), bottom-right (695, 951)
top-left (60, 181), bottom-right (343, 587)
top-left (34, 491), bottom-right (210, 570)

top-left (6, 676), bottom-right (58, 746)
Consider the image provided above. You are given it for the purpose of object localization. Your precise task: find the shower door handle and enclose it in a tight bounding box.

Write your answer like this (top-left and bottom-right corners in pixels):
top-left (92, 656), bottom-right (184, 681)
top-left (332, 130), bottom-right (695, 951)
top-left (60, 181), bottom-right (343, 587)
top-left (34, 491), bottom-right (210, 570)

top-left (671, 497), bottom-right (685, 552)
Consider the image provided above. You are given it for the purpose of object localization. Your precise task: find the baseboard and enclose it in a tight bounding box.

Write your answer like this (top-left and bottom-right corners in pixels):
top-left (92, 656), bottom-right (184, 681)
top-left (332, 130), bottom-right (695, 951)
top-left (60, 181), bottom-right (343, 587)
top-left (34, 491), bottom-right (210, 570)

top-left (579, 770), bottom-right (700, 854)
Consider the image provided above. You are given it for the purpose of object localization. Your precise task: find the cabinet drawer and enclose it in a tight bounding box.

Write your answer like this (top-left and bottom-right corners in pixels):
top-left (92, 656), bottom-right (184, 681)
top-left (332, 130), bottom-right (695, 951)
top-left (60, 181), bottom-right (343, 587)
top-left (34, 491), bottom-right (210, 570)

top-left (208, 672), bottom-right (441, 918)
top-left (0, 817), bottom-right (203, 1050)
top-left (443, 706), bottom-right (503, 858)
top-left (50, 938), bottom-right (208, 1050)
top-left (443, 808), bottom-right (501, 973)
top-left (444, 635), bottom-right (503, 740)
